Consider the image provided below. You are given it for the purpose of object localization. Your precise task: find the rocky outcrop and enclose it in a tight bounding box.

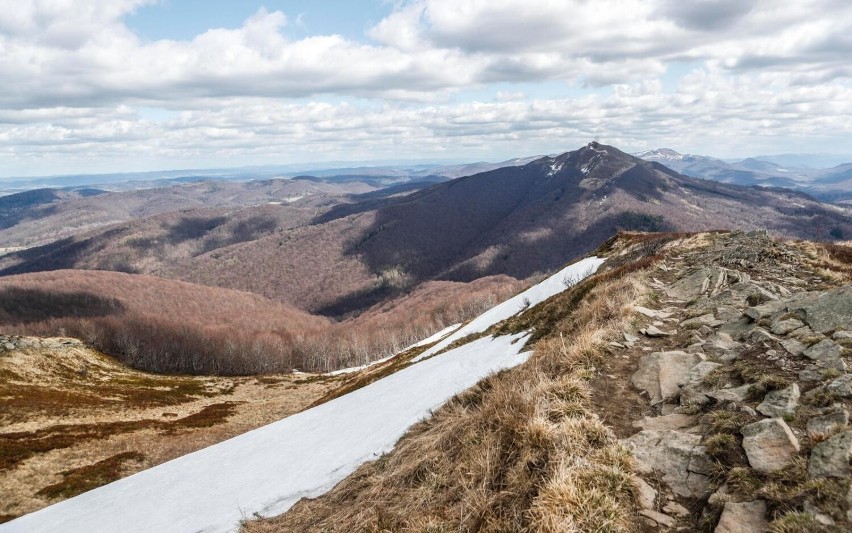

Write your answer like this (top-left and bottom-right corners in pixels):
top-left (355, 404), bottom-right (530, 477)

top-left (624, 429), bottom-right (712, 497)
top-left (631, 351), bottom-right (704, 405)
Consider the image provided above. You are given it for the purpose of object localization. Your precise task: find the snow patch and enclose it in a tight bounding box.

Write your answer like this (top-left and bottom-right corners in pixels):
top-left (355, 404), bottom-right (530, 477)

top-left (547, 161), bottom-right (563, 176)
top-left (3, 333), bottom-right (531, 533)
top-left (414, 256), bottom-right (604, 362)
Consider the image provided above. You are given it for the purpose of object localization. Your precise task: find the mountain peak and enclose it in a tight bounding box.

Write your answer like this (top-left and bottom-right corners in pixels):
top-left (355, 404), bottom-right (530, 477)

top-left (633, 148), bottom-right (684, 161)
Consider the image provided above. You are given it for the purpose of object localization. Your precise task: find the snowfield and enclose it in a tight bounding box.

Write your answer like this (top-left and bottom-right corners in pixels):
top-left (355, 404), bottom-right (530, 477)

top-left (2, 256), bottom-right (603, 533)
top-left (414, 256), bottom-right (604, 361)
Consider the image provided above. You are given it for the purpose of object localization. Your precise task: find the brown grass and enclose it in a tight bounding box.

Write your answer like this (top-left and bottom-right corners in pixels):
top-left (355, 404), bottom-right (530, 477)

top-left (245, 254), bottom-right (647, 532)
top-left (36, 452), bottom-right (145, 500)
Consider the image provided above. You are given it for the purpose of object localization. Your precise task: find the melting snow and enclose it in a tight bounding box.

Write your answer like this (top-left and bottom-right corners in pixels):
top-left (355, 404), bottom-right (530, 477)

top-left (3, 256), bottom-right (604, 533)
top-left (547, 161), bottom-right (563, 176)
top-left (3, 334), bottom-right (531, 533)
top-left (413, 256), bottom-right (604, 362)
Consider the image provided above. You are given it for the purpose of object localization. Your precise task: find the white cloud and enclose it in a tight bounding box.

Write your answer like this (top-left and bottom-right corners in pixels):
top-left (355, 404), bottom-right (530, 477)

top-left (0, 0), bottom-right (851, 175)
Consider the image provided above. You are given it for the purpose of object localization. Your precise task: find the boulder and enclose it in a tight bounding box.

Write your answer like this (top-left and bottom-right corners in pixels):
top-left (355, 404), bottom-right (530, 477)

top-left (741, 418), bottom-right (800, 473)
top-left (681, 313), bottom-right (724, 329)
top-left (780, 338), bottom-right (806, 356)
top-left (807, 408), bottom-right (849, 438)
top-left (634, 477), bottom-right (657, 510)
top-left (641, 325), bottom-right (676, 337)
top-left (639, 509), bottom-right (675, 527)
top-left (631, 351), bottom-right (704, 405)
top-left (756, 384), bottom-right (800, 418)
top-left (770, 318), bottom-right (805, 335)
top-left (808, 430), bottom-right (852, 478)
top-left (706, 384), bottom-right (752, 404)
top-left (744, 301), bottom-right (786, 321)
top-left (826, 375), bottom-right (852, 398)
top-left (623, 429), bottom-right (712, 498)
top-left (703, 333), bottom-right (742, 360)
top-left (789, 285), bottom-right (852, 334)
top-left (633, 413), bottom-right (697, 432)
top-left (714, 500), bottom-right (768, 533)
top-left (803, 338), bottom-right (843, 361)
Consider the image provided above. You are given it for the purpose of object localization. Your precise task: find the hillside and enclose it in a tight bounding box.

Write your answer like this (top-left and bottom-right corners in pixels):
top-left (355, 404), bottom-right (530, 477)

top-left (0, 335), bottom-right (338, 524)
top-left (248, 231), bottom-right (852, 532)
top-left (3, 143), bottom-right (848, 319)
top-left (7, 231), bottom-right (850, 532)
top-left (0, 270), bottom-right (329, 374)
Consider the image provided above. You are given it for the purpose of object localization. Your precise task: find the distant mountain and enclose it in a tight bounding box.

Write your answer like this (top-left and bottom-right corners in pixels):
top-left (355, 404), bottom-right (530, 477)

top-left (752, 153), bottom-right (852, 169)
top-left (4, 143), bottom-right (848, 319)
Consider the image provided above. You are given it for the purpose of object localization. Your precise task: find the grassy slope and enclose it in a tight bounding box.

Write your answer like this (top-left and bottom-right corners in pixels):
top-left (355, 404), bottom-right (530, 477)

top-left (0, 336), bottom-right (340, 523)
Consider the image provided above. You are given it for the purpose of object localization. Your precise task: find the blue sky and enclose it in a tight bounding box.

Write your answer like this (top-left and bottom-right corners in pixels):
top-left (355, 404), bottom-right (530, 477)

top-left (0, 0), bottom-right (851, 177)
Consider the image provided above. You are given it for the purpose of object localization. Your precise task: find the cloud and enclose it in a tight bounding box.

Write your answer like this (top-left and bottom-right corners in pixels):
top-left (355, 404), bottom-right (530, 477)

top-left (0, 0), bottom-right (851, 175)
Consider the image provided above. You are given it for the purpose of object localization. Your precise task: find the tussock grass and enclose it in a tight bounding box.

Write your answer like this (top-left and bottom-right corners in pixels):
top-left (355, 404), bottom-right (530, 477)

top-left (246, 259), bottom-right (648, 532)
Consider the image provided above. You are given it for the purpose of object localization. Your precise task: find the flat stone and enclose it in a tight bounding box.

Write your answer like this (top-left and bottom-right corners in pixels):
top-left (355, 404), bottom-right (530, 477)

top-left (746, 328), bottom-right (779, 344)
top-left (681, 313), bottom-right (724, 329)
top-left (685, 361), bottom-right (722, 385)
top-left (807, 408), bottom-right (849, 438)
top-left (826, 375), bottom-right (852, 398)
top-left (745, 300), bottom-right (787, 321)
top-left (663, 501), bottom-right (690, 517)
top-left (803, 501), bottom-right (835, 526)
top-left (634, 414), bottom-right (697, 432)
top-left (639, 509), bottom-right (676, 528)
top-left (641, 325), bottom-right (676, 337)
top-left (623, 430), bottom-right (712, 498)
top-left (634, 477), bottom-right (657, 510)
top-left (789, 326), bottom-right (814, 339)
top-left (771, 318), bottom-right (805, 335)
top-left (757, 384), bottom-right (800, 418)
top-left (706, 384), bottom-right (752, 404)
top-left (631, 351), bottom-right (704, 405)
top-left (803, 338), bottom-right (843, 361)
top-left (808, 430), bottom-right (852, 478)
top-left (703, 333), bottom-right (742, 359)
top-left (741, 418), bottom-right (800, 473)
top-left (834, 331), bottom-right (852, 340)
top-left (680, 385), bottom-right (710, 407)
top-left (781, 338), bottom-right (807, 356)
top-left (624, 333), bottom-right (640, 344)
top-left (798, 366), bottom-right (824, 382)
top-left (714, 500), bottom-right (768, 533)
top-left (635, 305), bottom-right (674, 319)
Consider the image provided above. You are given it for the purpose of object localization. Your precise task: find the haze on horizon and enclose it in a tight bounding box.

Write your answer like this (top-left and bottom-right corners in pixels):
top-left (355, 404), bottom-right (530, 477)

top-left (1, 0), bottom-right (851, 178)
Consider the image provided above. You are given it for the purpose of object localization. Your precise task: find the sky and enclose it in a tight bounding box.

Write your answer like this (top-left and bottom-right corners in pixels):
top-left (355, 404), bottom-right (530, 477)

top-left (1, 0), bottom-right (851, 177)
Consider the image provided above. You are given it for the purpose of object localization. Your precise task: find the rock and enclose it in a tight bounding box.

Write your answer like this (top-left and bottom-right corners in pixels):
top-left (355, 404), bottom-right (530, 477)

top-left (741, 418), bottom-right (800, 473)
top-left (770, 318), bottom-right (805, 335)
top-left (686, 342), bottom-right (705, 354)
top-left (809, 430), bottom-right (852, 478)
top-left (641, 325), bottom-right (676, 338)
top-left (624, 333), bottom-right (639, 344)
top-left (634, 477), bottom-right (657, 510)
top-left (798, 366), bottom-right (824, 382)
top-left (741, 405), bottom-right (757, 416)
top-left (3, 342), bottom-right (14, 351)
top-left (745, 300), bottom-right (786, 321)
top-left (807, 407), bottom-right (849, 438)
top-left (826, 375), bottom-right (852, 398)
top-left (706, 384), bottom-right (752, 404)
top-left (686, 361), bottom-right (722, 384)
top-left (714, 500), bottom-right (768, 533)
top-left (781, 338), bottom-right (807, 356)
top-left (666, 266), bottom-right (727, 300)
top-left (703, 333), bottom-right (742, 359)
top-left (608, 341), bottom-right (625, 349)
top-left (635, 305), bottom-right (674, 319)
top-left (631, 351), bottom-right (704, 405)
top-left (833, 330), bottom-right (852, 340)
top-left (663, 501), bottom-right (690, 517)
top-left (756, 384), bottom-right (800, 418)
top-left (680, 385), bottom-right (710, 408)
top-left (803, 501), bottom-right (835, 526)
top-left (803, 338), bottom-right (843, 361)
top-left (681, 314), bottom-right (724, 329)
top-left (789, 326), bottom-right (814, 339)
top-left (789, 285), bottom-right (852, 334)
top-left (707, 483), bottom-right (732, 506)
top-left (639, 509), bottom-right (676, 528)
top-left (746, 328), bottom-right (778, 344)
top-left (623, 430), bottom-right (712, 498)
top-left (716, 306), bottom-right (743, 322)
top-left (634, 414), bottom-right (697, 432)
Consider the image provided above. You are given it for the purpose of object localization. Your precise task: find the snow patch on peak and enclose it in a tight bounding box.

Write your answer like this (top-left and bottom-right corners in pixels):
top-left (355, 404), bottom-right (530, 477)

top-left (634, 148), bottom-right (684, 161)
top-left (547, 161), bottom-right (564, 176)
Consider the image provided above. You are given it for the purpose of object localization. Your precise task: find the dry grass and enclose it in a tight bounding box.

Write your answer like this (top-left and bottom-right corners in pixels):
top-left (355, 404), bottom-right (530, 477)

top-left (245, 258), bottom-right (648, 532)
top-left (0, 338), bottom-right (338, 521)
